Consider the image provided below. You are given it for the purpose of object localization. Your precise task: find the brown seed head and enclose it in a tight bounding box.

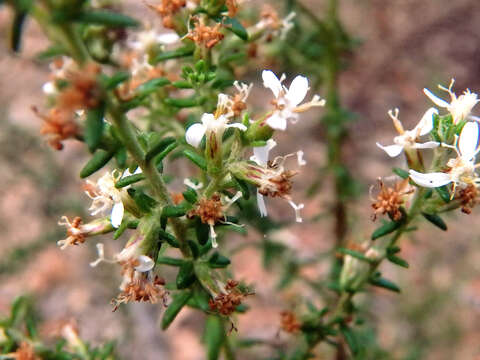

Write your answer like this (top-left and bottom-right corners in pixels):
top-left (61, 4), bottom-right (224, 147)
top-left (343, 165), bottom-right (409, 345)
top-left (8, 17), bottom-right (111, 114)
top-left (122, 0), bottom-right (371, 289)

top-left (12, 342), bottom-right (39, 360)
top-left (186, 20), bottom-right (224, 49)
top-left (33, 106), bottom-right (78, 150)
top-left (57, 63), bottom-right (101, 112)
top-left (280, 311), bottom-right (301, 334)
top-left (458, 184), bottom-right (478, 214)
top-left (371, 178), bottom-right (412, 221)
top-left (208, 280), bottom-right (253, 316)
top-left (146, 0), bottom-right (186, 29)
top-left (188, 194), bottom-right (224, 226)
top-left (112, 272), bottom-right (168, 311)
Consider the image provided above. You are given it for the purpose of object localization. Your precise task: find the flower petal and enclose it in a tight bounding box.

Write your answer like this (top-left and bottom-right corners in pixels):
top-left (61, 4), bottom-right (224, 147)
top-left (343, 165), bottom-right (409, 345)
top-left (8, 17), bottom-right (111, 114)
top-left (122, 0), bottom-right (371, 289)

top-left (266, 113), bottom-right (288, 130)
top-left (135, 255), bottom-right (155, 272)
top-left (251, 139), bottom-right (277, 165)
top-left (157, 32), bottom-right (180, 45)
top-left (376, 142), bottom-right (404, 157)
top-left (409, 170), bottom-right (452, 188)
top-left (111, 201), bottom-right (124, 228)
top-left (413, 141), bottom-right (439, 149)
top-left (256, 191), bottom-right (268, 217)
top-left (459, 121), bottom-right (479, 160)
top-left (415, 107), bottom-right (438, 136)
top-left (226, 123), bottom-right (247, 131)
top-left (286, 75), bottom-right (309, 106)
top-left (262, 70), bottom-right (283, 98)
top-left (185, 123), bottom-right (206, 148)
top-left (423, 88), bottom-right (450, 108)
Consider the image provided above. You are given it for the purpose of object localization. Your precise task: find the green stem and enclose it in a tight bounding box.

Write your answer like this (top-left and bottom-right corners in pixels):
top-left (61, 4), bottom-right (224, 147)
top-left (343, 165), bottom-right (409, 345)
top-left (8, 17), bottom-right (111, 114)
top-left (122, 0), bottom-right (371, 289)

top-left (107, 100), bottom-right (191, 257)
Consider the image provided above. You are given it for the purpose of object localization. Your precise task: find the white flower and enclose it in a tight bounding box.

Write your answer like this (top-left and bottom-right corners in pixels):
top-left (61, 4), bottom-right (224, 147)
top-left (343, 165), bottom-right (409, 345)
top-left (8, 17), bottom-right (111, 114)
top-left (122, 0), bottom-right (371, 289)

top-left (376, 108), bottom-right (439, 157)
top-left (257, 10), bottom-right (296, 40)
top-left (128, 26), bottom-right (179, 54)
top-left (185, 113), bottom-right (247, 148)
top-left (262, 70), bottom-right (325, 130)
top-left (85, 168), bottom-right (141, 228)
top-left (423, 79), bottom-right (479, 124)
top-left (409, 121), bottom-right (480, 191)
top-left (250, 139), bottom-right (306, 222)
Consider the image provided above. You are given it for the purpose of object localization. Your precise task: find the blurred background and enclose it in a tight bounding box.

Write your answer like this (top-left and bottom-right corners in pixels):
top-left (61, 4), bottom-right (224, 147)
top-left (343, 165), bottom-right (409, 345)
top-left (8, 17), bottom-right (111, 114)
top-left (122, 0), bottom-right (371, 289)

top-left (1, 0), bottom-right (480, 359)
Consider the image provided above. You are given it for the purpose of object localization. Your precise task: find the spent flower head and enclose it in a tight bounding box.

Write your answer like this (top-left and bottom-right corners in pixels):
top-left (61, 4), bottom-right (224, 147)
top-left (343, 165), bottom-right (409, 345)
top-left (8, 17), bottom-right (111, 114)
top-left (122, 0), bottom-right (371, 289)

top-left (424, 78), bottom-right (479, 124)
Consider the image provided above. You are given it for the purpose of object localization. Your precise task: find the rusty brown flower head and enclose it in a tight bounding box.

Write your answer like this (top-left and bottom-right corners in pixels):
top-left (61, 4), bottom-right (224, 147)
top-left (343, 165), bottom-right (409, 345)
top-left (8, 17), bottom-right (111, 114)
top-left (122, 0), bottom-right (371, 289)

top-left (280, 311), bottom-right (301, 334)
top-left (33, 106), bottom-right (78, 150)
top-left (208, 279), bottom-right (253, 317)
top-left (458, 184), bottom-right (478, 214)
top-left (186, 19), bottom-right (224, 49)
top-left (146, 0), bottom-right (186, 29)
top-left (371, 178), bottom-right (412, 221)
top-left (57, 63), bottom-right (101, 112)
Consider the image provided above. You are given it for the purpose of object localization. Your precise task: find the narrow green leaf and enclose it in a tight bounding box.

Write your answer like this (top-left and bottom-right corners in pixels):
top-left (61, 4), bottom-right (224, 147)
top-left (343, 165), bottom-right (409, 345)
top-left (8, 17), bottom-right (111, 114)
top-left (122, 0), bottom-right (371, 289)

top-left (75, 11), bottom-right (139, 27)
top-left (103, 71), bottom-right (130, 90)
top-left (113, 221), bottom-right (128, 239)
top-left (85, 104), bottom-right (105, 152)
top-left (161, 291), bottom-right (192, 330)
top-left (188, 240), bottom-right (200, 259)
top-left (422, 212), bottom-right (447, 231)
top-left (10, 11), bottom-right (27, 52)
top-left (183, 149), bottom-right (207, 170)
top-left (35, 45), bottom-right (67, 61)
top-left (205, 316), bottom-right (224, 360)
top-left (183, 187), bottom-right (198, 204)
top-left (155, 45), bottom-right (194, 62)
top-left (158, 229), bottom-right (180, 248)
top-left (392, 167), bottom-right (409, 179)
top-left (164, 96), bottom-right (203, 108)
top-left (233, 176), bottom-right (250, 200)
top-left (136, 78), bottom-right (171, 96)
top-left (157, 256), bottom-right (185, 267)
top-left (436, 185), bottom-right (451, 203)
top-left (115, 173), bottom-right (145, 188)
top-left (176, 261), bottom-right (196, 289)
top-left (127, 188), bottom-right (157, 212)
top-left (195, 219), bottom-right (210, 245)
top-left (337, 248), bottom-right (372, 263)
top-left (371, 220), bottom-right (402, 240)
top-left (369, 277), bottom-right (401, 293)
top-left (340, 325), bottom-right (359, 356)
top-left (219, 16), bottom-right (248, 40)
top-left (386, 254), bottom-right (409, 268)
top-left (80, 150), bottom-right (114, 178)
top-left (162, 205), bottom-right (187, 218)
top-left (208, 252), bottom-right (231, 268)
top-left (172, 80), bottom-right (193, 89)
top-left (145, 137), bottom-right (176, 162)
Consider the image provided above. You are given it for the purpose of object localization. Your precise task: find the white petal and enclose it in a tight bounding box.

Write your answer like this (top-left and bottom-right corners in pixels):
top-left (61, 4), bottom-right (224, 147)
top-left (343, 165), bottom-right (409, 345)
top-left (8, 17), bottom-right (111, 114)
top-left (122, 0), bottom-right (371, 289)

top-left (185, 123), bottom-right (206, 147)
top-left (266, 113), bottom-right (288, 130)
top-left (226, 123), bottom-right (247, 131)
top-left (459, 121), bottom-right (479, 160)
top-left (111, 202), bottom-right (124, 228)
top-left (262, 70), bottom-right (283, 98)
top-left (409, 170), bottom-right (452, 188)
top-left (252, 139), bottom-right (277, 165)
top-left (256, 192), bottom-right (268, 217)
top-left (286, 75), bottom-right (309, 106)
top-left (423, 88), bottom-right (450, 108)
top-left (42, 81), bottom-right (57, 95)
top-left (135, 255), bottom-right (155, 272)
top-left (415, 107), bottom-right (438, 136)
top-left (157, 32), bottom-right (180, 45)
top-left (413, 141), bottom-right (440, 149)
top-left (376, 142), bottom-right (404, 157)
top-left (288, 200), bottom-right (304, 223)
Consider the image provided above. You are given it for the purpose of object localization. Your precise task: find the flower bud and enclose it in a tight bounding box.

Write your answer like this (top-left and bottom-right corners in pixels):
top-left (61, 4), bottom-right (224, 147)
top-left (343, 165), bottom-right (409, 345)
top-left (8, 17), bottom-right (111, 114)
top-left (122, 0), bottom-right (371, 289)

top-left (339, 255), bottom-right (371, 292)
